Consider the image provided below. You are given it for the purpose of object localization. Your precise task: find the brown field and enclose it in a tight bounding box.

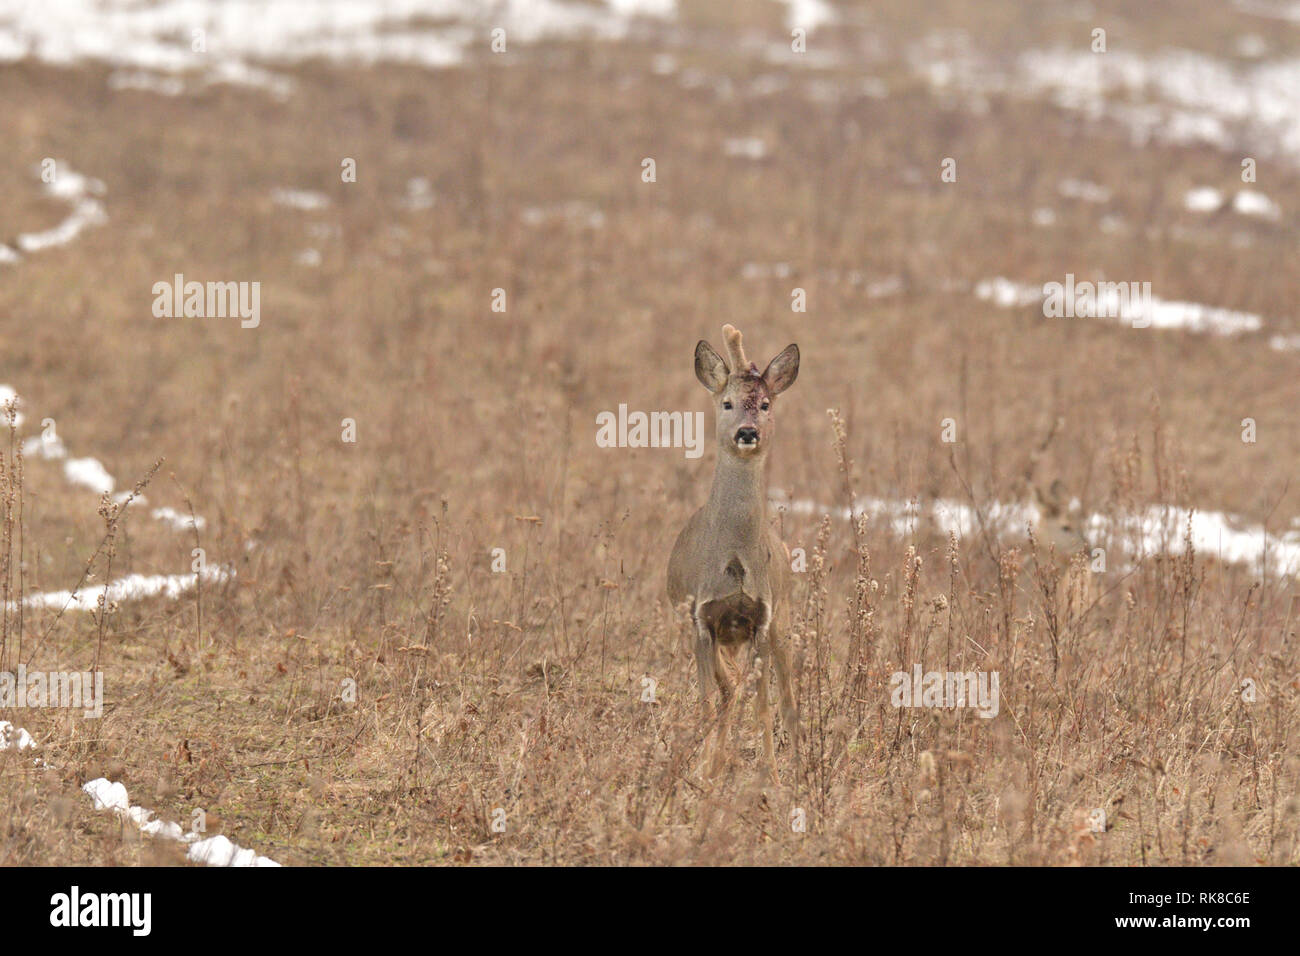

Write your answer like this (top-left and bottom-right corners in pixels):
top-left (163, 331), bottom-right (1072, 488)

top-left (0, 0), bottom-right (1297, 866)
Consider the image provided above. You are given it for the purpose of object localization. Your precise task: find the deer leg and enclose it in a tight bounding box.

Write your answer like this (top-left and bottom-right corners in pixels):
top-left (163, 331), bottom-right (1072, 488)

top-left (693, 608), bottom-right (716, 710)
top-left (694, 609), bottom-right (729, 778)
top-left (713, 640), bottom-right (737, 707)
top-left (752, 631), bottom-right (778, 787)
top-left (767, 618), bottom-right (799, 767)
top-left (707, 642), bottom-right (741, 779)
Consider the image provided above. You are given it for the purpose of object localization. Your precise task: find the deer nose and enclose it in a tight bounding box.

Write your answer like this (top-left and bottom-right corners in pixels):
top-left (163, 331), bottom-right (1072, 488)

top-left (735, 427), bottom-right (759, 445)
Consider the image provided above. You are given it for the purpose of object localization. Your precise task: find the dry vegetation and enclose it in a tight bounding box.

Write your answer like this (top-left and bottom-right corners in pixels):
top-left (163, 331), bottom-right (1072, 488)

top-left (0, 0), bottom-right (1297, 865)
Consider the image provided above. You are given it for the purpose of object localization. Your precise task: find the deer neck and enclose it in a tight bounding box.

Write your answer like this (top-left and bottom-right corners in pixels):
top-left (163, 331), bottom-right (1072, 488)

top-left (705, 452), bottom-right (768, 541)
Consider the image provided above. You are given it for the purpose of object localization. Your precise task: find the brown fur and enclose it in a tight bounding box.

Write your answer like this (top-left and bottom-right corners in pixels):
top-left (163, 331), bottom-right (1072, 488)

top-left (667, 326), bottom-right (800, 784)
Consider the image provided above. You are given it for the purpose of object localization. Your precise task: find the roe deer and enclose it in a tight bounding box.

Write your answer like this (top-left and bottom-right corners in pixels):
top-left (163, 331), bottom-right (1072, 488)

top-left (667, 324), bottom-right (799, 783)
top-left (1033, 478), bottom-right (1091, 560)
top-left (1023, 418), bottom-right (1097, 645)
top-left (1024, 417), bottom-right (1092, 561)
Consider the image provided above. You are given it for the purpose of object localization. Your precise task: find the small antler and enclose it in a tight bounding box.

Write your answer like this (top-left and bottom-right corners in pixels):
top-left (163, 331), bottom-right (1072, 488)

top-left (721, 324), bottom-right (749, 374)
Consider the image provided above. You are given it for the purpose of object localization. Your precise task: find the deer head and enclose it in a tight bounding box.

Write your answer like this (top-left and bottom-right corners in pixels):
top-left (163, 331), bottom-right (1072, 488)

top-left (693, 324), bottom-right (799, 461)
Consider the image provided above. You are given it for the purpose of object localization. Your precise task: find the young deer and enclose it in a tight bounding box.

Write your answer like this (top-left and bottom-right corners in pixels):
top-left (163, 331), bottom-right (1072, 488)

top-left (667, 325), bottom-right (799, 783)
top-left (1024, 419), bottom-right (1097, 639)
top-left (1024, 418), bottom-right (1092, 561)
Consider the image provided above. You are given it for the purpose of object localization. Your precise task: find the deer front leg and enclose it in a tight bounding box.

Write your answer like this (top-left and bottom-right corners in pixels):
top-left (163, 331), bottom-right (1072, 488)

top-left (753, 618), bottom-right (778, 788)
top-left (707, 641), bottom-right (741, 779)
top-left (768, 618), bottom-right (799, 769)
top-left (693, 607), bottom-right (716, 711)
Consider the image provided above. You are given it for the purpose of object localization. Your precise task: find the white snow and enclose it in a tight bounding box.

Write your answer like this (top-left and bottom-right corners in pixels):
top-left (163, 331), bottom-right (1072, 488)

top-left (772, 492), bottom-right (1300, 577)
top-left (777, 0), bottom-right (837, 32)
top-left (81, 777), bottom-right (280, 866)
top-left (64, 457), bottom-right (115, 495)
top-left (1084, 504), bottom-right (1300, 574)
top-left (2, 384), bottom-right (229, 613)
top-left (13, 567), bottom-right (231, 613)
top-left (189, 834), bottom-right (280, 867)
top-left (15, 162), bottom-right (107, 254)
top-left (1232, 189), bottom-right (1282, 219)
top-left (975, 276), bottom-right (1266, 337)
top-left (909, 37), bottom-right (1300, 169)
top-left (1184, 187), bottom-right (1224, 212)
top-left (1023, 47), bottom-right (1300, 163)
top-left (83, 778), bottom-right (130, 812)
top-left (0, 0), bottom-right (678, 96)
top-left (0, 720), bottom-right (37, 751)
top-left (150, 506), bottom-right (206, 531)
top-left (6, 733), bottom-right (280, 864)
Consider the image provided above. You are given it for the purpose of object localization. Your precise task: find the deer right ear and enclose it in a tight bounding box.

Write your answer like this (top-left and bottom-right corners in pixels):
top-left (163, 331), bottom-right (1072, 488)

top-left (694, 340), bottom-right (729, 392)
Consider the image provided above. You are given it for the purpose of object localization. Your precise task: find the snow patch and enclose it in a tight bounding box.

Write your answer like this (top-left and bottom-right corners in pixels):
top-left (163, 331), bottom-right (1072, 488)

top-left (189, 834), bottom-right (281, 867)
top-left (0, 720), bottom-right (37, 751)
top-left (1184, 187), bottom-right (1224, 212)
top-left (81, 777), bottom-right (280, 866)
top-left (975, 276), bottom-right (1266, 337)
top-left (777, 0), bottom-right (838, 32)
top-left (912, 37), bottom-right (1300, 168)
top-left (15, 162), bottom-right (107, 255)
top-left (0, 0), bottom-right (678, 97)
top-left (3, 383), bottom-right (228, 613)
top-left (1233, 189), bottom-right (1281, 219)
top-left (14, 567), bottom-right (231, 613)
top-left (772, 493), bottom-right (1300, 577)
top-left (64, 457), bottom-right (115, 495)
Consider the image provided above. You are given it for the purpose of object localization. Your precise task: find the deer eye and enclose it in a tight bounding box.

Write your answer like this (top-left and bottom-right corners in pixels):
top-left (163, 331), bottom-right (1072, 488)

top-left (722, 400), bottom-right (733, 410)
top-left (760, 401), bottom-right (770, 411)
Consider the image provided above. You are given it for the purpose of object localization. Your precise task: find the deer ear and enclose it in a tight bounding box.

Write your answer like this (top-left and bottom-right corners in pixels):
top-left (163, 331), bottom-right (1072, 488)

top-left (762, 344), bottom-right (799, 395)
top-left (695, 340), bottom-right (729, 392)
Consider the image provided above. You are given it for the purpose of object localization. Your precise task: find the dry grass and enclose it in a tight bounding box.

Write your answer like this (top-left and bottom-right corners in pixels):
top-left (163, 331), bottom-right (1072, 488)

top-left (1, 0), bottom-right (1297, 866)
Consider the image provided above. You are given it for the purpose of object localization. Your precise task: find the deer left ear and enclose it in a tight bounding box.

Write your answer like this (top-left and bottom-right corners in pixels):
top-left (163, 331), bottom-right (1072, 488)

top-left (762, 344), bottom-right (799, 395)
